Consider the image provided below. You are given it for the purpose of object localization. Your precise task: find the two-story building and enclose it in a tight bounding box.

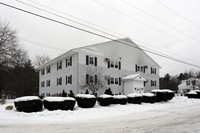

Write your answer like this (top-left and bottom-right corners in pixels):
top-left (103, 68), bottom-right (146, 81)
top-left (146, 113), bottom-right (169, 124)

top-left (37, 38), bottom-right (160, 97)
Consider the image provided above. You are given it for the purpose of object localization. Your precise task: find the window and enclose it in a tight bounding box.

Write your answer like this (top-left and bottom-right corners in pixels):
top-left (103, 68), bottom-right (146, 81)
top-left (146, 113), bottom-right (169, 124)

top-left (41, 69), bottom-right (45, 75)
top-left (57, 61), bottom-right (62, 70)
top-left (66, 57), bottom-right (72, 67)
top-left (41, 81), bottom-right (45, 87)
top-left (68, 75), bottom-right (72, 84)
top-left (110, 61), bottom-right (114, 68)
top-left (90, 76), bottom-right (94, 83)
top-left (89, 57), bottom-right (94, 65)
top-left (136, 64), bottom-right (146, 73)
top-left (137, 66), bottom-right (140, 71)
top-left (115, 78), bottom-right (118, 84)
top-left (151, 80), bottom-right (157, 87)
top-left (111, 77), bottom-right (114, 84)
top-left (46, 80), bottom-right (50, 87)
top-left (47, 66), bottom-right (50, 74)
top-left (57, 77), bottom-right (62, 86)
top-left (151, 67), bottom-right (156, 74)
top-left (115, 62), bottom-right (118, 68)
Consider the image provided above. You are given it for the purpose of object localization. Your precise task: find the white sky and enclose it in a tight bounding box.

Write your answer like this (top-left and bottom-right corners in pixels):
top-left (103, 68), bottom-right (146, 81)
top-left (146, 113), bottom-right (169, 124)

top-left (0, 0), bottom-right (200, 76)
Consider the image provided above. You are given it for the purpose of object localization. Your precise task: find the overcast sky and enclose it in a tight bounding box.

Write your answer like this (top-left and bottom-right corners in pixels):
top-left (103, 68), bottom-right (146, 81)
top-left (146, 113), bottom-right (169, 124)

top-left (0, 0), bottom-right (200, 76)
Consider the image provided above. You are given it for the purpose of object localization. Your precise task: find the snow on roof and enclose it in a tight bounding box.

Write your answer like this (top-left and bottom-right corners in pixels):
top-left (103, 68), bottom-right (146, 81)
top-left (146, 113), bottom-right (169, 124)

top-left (142, 93), bottom-right (155, 97)
top-left (123, 74), bottom-right (146, 81)
top-left (151, 89), bottom-right (173, 93)
top-left (98, 94), bottom-right (113, 98)
top-left (43, 97), bottom-right (75, 102)
top-left (14, 96), bottom-right (40, 102)
top-left (76, 94), bottom-right (96, 98)
top-left (113, 95), bottom-right (127, 99)
top-left (127, 93), bottom-right (142, 98)
top-left (187, 91), bottom-right (197, 95)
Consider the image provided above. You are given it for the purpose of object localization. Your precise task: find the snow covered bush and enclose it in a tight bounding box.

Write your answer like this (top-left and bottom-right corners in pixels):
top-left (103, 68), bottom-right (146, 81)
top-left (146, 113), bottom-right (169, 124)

top-left (97, 94), bottom-right (113, 106)
top-left (113, 95), bottom-right (127, 105)
top-left (187, 91), bottom-right (198, 99)
top-left (151, 89), bottom-right (174, 102)
top-left (43, 97), bottom-right (76, 111)
top-left (127, 93), bottom-right (143, 104)
top-left (14, 96), bottom-right (43, 113)
top-left (195, 90), bottom-right (200, 99)
top-left (76, 94), bottom-right (96, 108)
top-left (142, 93), bottom-right (156, 103)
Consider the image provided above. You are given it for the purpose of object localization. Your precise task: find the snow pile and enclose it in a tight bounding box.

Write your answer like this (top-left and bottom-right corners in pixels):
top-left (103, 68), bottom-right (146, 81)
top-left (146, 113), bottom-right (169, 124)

top-left (76, 94), bottom-right (95, 98)
top-left (187, 91), bottom-right (197, 95)
top-left (142, 93), bottom-right (155, 97)
top-left (151, 89), bottom-right (173, 93)
top-left (44, 97), bottom-right (75, 102)
top-left (113, 95), bottom-right (127, 99)
top-left (98, 94), bottom-right (113, 98)
top-left (14, 96), bottom-right (40, 102)
top-left (127, 93), bottom-right (142, 98)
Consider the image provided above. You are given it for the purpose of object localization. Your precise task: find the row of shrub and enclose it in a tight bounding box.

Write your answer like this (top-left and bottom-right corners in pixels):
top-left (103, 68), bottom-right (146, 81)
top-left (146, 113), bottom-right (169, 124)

top-left (14, 89), bottom-right (175, 113)
top-left (186, 90), bottom-right (200, 99)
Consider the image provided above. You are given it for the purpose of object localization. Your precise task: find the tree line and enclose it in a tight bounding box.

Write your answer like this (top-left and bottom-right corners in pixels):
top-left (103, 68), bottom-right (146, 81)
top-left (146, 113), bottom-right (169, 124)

top-left (0, 20), bottom-right (50, 98)
top-left (160, 70), bottom-right (200, 92)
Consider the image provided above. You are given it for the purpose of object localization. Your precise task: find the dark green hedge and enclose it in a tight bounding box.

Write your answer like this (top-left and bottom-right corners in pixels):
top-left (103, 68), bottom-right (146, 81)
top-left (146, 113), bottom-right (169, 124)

top-left (187, 93), bottom-right (197, 99)
top-left (43, 99), bottom-right (76, 111)
top-left (142, 95), bottom-right (156, 104)
top-left (97, 97), bottom-right (113, 106)
top-left (113, 96), bottom-right (127, 105)
top-left (151, 90), bottom-right (175, 102)
top-left (14, 99), bottom-right (43, 113)
top-left (127, 97), bottom-right (143, 104)
top-left (76, 97), bottom-right (96, 108)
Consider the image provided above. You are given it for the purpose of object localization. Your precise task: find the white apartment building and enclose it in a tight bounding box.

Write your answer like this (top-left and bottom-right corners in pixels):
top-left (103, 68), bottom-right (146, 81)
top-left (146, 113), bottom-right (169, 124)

top-left (37, 38), bottom-right (161, 97)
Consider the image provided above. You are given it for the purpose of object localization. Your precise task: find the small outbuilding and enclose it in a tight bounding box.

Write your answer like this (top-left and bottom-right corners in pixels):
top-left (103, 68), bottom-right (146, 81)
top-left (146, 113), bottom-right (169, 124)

top-left (123, 74), bottom-right (147, 95)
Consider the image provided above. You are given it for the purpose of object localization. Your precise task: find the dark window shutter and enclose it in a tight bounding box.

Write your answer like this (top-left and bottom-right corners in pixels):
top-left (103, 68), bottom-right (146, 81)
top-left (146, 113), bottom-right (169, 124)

top-left (119, 61), bottom-right (121, 70)
top-left (155, 80), bottom-right (156, 87)
top-left (66, 59), bottom-right (68, 67)
top-left (94, 57), bottom-right (97, 66)
top-left (86, 74), bottom-right (89, 84)
top-left (95, 75), bottom-right (97, 84)
top-left (57, 78), bottom-right (58, 86)
top-left (151, 67), bottom-right (152, 74)
top-left (144, 67), bottom-right (145, 73)
top-left (66, 76), bottom-right (68, 85)
top-left (70, 75), bottom-right (72, 84)
top-left (108, 78), bottom-right (110, 85)
top-left (135, 65), bottom-right (137, 72)
top-left (86, 55), bottom-right (89, 65)
top-left (70, 57), bottom-right (72, 66)
top-left (119, 77), bottom-right (121, 86)
top-left (108, 61), bottom-right (110, 68)
top-left (151, 80), bottom-right (152, 87)
top-left (155, 68), bottom-right (156, 75)
top-left (57, 63), bottom-right (58, 70)
top-left (60, 77), bottom-right (62, 85)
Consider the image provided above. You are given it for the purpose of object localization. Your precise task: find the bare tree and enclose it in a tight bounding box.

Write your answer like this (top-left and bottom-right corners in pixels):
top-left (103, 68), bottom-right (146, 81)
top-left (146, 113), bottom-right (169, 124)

top-left (0, 20), bottom-right (19, 69)
top-left (33, 54), bottom-right (51, 67)
top-left (80, 66), bottom-right (106, 95)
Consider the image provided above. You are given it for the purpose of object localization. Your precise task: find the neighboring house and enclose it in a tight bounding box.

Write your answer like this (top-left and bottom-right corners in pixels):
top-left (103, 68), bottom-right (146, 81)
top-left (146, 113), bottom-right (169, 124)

top-left (37, 38), bottom-right (160, 97)
top-left (178, 78), bottom-right (200, 95)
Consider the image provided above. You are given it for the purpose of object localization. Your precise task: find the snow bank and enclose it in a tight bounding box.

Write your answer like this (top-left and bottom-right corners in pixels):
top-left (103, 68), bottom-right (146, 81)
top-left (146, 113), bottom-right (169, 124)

top-left (151, 89), bottom-right (173, 93)
top-left (127, 93), bottom-right (142, 98)
top-left (43, 97), bottom-right (75, 102)
top-left (76, 94), bottom-right (95, 98)
top-left (113, 95), bottom-right (127, 99)
top-left (142, 93), bottom-right (155, 97)
top-left (187, 91), bottom-right (197, 95)
top-left (14, 96), bottom-right (40, 102)
top-left (98, 94), bottom-right (113, 98)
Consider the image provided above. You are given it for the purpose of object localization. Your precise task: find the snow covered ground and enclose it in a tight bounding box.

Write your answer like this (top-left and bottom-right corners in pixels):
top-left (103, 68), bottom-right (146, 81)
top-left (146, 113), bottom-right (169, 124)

top-left (1, 96), bottom-right (200, 133)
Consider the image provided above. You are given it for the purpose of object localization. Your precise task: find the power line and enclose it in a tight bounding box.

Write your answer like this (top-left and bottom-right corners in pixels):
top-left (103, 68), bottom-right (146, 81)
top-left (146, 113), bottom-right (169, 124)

top-left (22, 0), bottom-right (200, 64)
top-left (19, 37), bottom-right (67, 51)
top-left (155, 0), bottom-right (200, 30)
top-left (26, 0), bottom-right (125, 38)
top-left (93, 0), bottom-right (200, 49)
top-left (0, 1), bottom-right (200, 68)
top-left (121, 0), bottom-right (200, 44)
